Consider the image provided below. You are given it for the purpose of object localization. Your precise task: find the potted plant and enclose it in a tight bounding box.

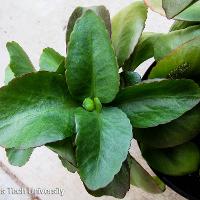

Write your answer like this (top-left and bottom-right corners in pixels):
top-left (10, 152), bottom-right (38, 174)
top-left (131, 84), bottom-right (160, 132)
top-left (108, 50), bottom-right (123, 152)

top-left (1, 0), bottom-right (200, 199)
top-left (136, 1), bottom-right (200, 200)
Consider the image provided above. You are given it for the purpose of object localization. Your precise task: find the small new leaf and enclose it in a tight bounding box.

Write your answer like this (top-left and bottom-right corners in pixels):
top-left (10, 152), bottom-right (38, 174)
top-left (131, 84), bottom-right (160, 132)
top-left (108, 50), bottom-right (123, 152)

top-left (6, 41), bottom-right (35, 76)
top-left (39, 48), bottom-right (65, 73)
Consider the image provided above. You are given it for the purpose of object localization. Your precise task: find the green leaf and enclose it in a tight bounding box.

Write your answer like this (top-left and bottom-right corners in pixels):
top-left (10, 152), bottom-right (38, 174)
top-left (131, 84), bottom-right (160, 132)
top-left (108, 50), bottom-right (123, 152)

top-left (4, 65), bottom-right (15, 85)
top-left (135, 104), bottom-right (200, 148)
top-left (112, 1), bottom-right (148, 66)
top-left (0, 71), bottom-right (78, 149)
top-left (6, 148), bottom-right (33, 167)
top-left (66, 7), bottom-right (83, 47)
top-left (46, 139), bottom-right (77, 173)
top-left (144, 0), bottom-right (165, 16)
top-left (162, 0), bottom-right (197, 19)
top-left (170, 21), bottom-right (199, 32)
top-left (39, 48), bottom-right (65, 73)
top-left (154, 25), bottom-right (200, 61)
top-left (59, 156), bottom-right (77, 173)
top-left (88, 6), bottom-right (111, 36)
top-left (5, 47), bottom-right (36, 166)
top-left (6, 41), bottom-right (35, 76)
top-left (75, 107), bottom-right (132, 190)
top-left (66, 11), bottom-right (119, 103)
top-left (145, 0), bottom-right (200, 21)
top-left (66, 6), bottom-right (111, 47)
top-left (86, 162), bottom-right (130, 199)
top-left (153, 177), bottom-right (166, 192)
top-left (141, 142), bottom-right (200, 176)
top-left (121, 71), bottom-right (141, 88)
top-left (46, 139), bottom-right (76, 167)
top-left (124, 32), bottom-right (161, 70)
top-left (129, 156), bottom-right (165, 193)
top-left (175, 1), bottom-right (200, 21)
top-left (149, 36), bottom-right (200, 81)
top-left (46, 139), bottom-right (76, 164)
top-left (114, 79), bottom-right (200, 128)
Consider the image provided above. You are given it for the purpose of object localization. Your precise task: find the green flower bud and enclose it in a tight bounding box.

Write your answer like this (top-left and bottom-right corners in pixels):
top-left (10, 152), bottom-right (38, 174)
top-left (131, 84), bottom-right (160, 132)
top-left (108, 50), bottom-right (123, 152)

top-left (94, 97), bottom-right (102, 113)
top-left (83, 98), bottom-right (95, 112)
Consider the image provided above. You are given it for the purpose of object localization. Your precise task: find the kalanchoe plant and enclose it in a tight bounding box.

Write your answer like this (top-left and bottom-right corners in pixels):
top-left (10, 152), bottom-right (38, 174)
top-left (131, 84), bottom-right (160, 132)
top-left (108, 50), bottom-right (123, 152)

top-left (1, 0), bottom-right (200, 199)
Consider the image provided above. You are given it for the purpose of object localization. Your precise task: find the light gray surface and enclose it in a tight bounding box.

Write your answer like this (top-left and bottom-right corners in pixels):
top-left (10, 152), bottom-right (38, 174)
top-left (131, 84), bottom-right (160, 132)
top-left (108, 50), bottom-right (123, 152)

top-left (0, 0), bottom-right (186, 200)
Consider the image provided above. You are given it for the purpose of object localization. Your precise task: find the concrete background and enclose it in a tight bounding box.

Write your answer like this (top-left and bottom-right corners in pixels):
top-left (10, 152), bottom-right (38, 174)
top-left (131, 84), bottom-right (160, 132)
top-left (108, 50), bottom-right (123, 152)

top-left (0, 0), bottom-right (186, 200)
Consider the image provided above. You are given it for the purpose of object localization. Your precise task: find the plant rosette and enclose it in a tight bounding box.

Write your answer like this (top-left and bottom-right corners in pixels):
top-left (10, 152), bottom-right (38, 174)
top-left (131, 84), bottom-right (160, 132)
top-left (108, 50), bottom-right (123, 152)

top-left (1, 1), bottom-right (200, 199)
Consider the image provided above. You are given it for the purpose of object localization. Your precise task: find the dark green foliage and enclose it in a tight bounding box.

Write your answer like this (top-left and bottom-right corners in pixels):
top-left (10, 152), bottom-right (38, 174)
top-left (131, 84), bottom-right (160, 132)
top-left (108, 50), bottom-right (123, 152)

top-left (2, 2), bottom-right (200, 199)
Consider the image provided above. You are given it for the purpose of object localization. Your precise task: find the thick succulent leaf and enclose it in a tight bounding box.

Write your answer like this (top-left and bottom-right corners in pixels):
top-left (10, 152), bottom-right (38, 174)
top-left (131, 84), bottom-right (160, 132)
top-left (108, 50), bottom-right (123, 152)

top-left (124, 32), bottom-right (161, 70)
top-left (162, 0), bottom-right (197, 19)
top-left (59, 156), bottom-right (77, 173)
top-left (88, 6), bottom-right (111, 36)
top-left (144, 0), bottom-right (165, 16)
top-left (170, 21), bottom-right (200, 32)
top-left (4, 51), bottom-right (35, 165)
top-left (0, 72), bottom-right (78, 149)
top-left (86, 162), bottom-right (130, 199)
top-left (121, 71), bottom-right (141, 88)
top-left (175, 1), bottom-right (200, 21)
top-left (66, 11), bottom-right (119, 103)
top-left (129, 156), bottom-right (165, 193)
top-left (149, 36), bottom-right (200, 80)
top-left (135, 104), bottom-right (200, 148)
top-left (39, 48), bottom-right (65, 73)
top-left (114, 79), bottom-right (200, 128)
top-left (66, 7), bottom-right (83, 46)
top-left (154, 25), bottom-right (200, 61)
top-left (145, 0), bottom-right (200, 21)
top-left (141, 142), bottom-right (200, 176)
top-left (6, 148), bottom-right (33, 167)
top-left (112, 1), bottom-right (148, 66)
top-left (66, 6), bottom-right (111, 47)
top-left (4, 65), bottom-right (15, 85)
top-left (46, 139), bottom-right (77, 173)
top-left (75, 107), bottom-right (132, 190)
top-left (46, 139), bottom-right (75, 161)
top-left (6, 41), bottom-right (35, 76)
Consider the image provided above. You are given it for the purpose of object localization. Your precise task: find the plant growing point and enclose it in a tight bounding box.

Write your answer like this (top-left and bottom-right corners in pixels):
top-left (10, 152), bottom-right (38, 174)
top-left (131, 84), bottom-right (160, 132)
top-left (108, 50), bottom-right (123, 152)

top-left (82, 98), bottom-right (95, 112)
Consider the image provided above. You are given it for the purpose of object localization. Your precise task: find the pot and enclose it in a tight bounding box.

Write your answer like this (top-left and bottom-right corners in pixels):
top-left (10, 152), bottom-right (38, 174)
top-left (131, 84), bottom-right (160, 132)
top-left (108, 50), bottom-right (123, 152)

top-left (139, 63), bottom-right (200, 200)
